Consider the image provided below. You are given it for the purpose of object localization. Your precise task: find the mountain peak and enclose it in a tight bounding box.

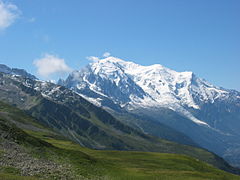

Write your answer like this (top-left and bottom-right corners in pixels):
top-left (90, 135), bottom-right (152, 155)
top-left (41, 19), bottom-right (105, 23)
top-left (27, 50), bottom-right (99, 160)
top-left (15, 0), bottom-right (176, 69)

top-left (89, 57), bottom-right (192, 77)
top-left (100, 56), bottom-right (125, 63)
top-left (91, 56), bottom-right (137, 68)
top-left (0, 64), bottom-right (12, 74)
top-left (62, 57), bottom-right (232, 126)
top-left (0, 64), bottom-right (37, 80)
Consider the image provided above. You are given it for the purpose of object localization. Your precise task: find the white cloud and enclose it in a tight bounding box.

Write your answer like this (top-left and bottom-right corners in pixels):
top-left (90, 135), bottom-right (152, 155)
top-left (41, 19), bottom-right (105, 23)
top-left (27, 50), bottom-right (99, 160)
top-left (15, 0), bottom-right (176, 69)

top-left (103, 52), bottom-right (111, 58)
top-left (86, 56), bottom-right (100, 62)
top-left (33, 54), bottom-right (72, 78)
top-left (0, 0), bottom-right (20, 30)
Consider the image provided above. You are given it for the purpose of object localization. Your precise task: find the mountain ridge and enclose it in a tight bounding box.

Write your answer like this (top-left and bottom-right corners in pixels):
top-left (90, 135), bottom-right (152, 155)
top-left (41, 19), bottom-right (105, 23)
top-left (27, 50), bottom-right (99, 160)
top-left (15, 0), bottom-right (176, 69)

top-left (64, 56), bottom-right (235, 126)
top-left (61, 56), bottom-right (240, 167)
top-left (1, 64), bottom-right (239, 173)
top-left (0, 64), bottom-right (37, 80)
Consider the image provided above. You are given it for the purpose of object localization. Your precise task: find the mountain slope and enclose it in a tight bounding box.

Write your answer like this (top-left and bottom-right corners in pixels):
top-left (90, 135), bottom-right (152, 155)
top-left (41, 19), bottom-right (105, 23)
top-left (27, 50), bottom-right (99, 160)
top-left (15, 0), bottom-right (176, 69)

top-left (0, 102), bottom-right (81, 179)
top-left (0, 101), bottom-right (240, 179)
top-left (0, 68), bottom-right (239, 173)
top-left (62, 56), bottom-right (240, 167)
top-left (0, 71), bottom-right (160, 150)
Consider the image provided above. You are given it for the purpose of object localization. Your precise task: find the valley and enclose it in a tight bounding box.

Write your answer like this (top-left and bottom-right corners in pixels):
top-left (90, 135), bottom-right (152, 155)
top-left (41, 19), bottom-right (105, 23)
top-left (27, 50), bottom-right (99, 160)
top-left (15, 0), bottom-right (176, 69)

top-left (0, 101), bottom-right (239, 179)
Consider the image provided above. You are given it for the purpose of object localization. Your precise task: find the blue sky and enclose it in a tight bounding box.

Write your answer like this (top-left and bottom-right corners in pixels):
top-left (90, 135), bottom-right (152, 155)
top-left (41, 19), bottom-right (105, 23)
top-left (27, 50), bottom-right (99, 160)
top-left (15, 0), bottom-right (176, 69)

top-left (0, 0), bottom-right (239, 90)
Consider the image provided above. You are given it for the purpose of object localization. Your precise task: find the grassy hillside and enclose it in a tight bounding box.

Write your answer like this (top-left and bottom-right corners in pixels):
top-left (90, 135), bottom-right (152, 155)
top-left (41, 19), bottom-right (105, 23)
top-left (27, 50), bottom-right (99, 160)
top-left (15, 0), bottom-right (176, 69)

top-left (0, 101), bottom-right (240, 179)
top-left (0, 73), bottom-right (238, 173)
top-left (1, 72), bottom-right (199, 151)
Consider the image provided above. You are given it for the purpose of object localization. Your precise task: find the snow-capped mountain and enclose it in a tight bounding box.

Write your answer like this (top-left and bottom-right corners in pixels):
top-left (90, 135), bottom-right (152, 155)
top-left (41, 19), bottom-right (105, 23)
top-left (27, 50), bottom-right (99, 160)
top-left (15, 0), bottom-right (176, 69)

top-left (0, 65), bottom-right (216, 159)
top-left (62, 56), bottom-right (240, 167)
top-left (64, 57), bottom-right (233, 125)
top-left (1, 62), bottom-right (240, 168)
top-left (2, 68), bottom-right (240, 175)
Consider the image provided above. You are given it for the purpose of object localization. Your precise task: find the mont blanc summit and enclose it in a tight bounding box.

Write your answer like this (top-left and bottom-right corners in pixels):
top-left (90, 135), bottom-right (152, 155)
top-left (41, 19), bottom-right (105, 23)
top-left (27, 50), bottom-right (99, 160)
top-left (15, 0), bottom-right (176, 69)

top-left (62, 56), bottom-right (240, 167)
top-left (63, 57), bottom-right (231, 125)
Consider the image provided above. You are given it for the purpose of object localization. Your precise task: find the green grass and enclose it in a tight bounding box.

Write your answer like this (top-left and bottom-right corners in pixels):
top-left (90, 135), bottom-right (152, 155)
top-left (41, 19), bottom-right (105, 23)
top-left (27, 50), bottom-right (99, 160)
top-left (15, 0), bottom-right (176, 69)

top-left (2, 129), bottom-right (240, 180)
top-left (0, 173), bottom-right (37, 180)
top-left (1, 101), bottom-right (240, 180)
top-left (0, 167), bottom-right (20, 175)
top-left (0, 167), bottom-right (37, 180)
top-left (29, 130), bottom-right (239, 180)
top-left (50, 140), bottom-right (240, 180)
top-left (5, 124), bottom-right (239, 179)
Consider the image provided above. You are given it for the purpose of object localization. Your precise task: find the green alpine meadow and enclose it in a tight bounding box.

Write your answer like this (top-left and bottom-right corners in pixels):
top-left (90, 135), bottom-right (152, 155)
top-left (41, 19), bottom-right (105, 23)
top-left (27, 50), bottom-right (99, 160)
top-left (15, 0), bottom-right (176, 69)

top-left (0, 0), bottom-right (239, 179)
top-left (0, 101), bottom-right (240, 180)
